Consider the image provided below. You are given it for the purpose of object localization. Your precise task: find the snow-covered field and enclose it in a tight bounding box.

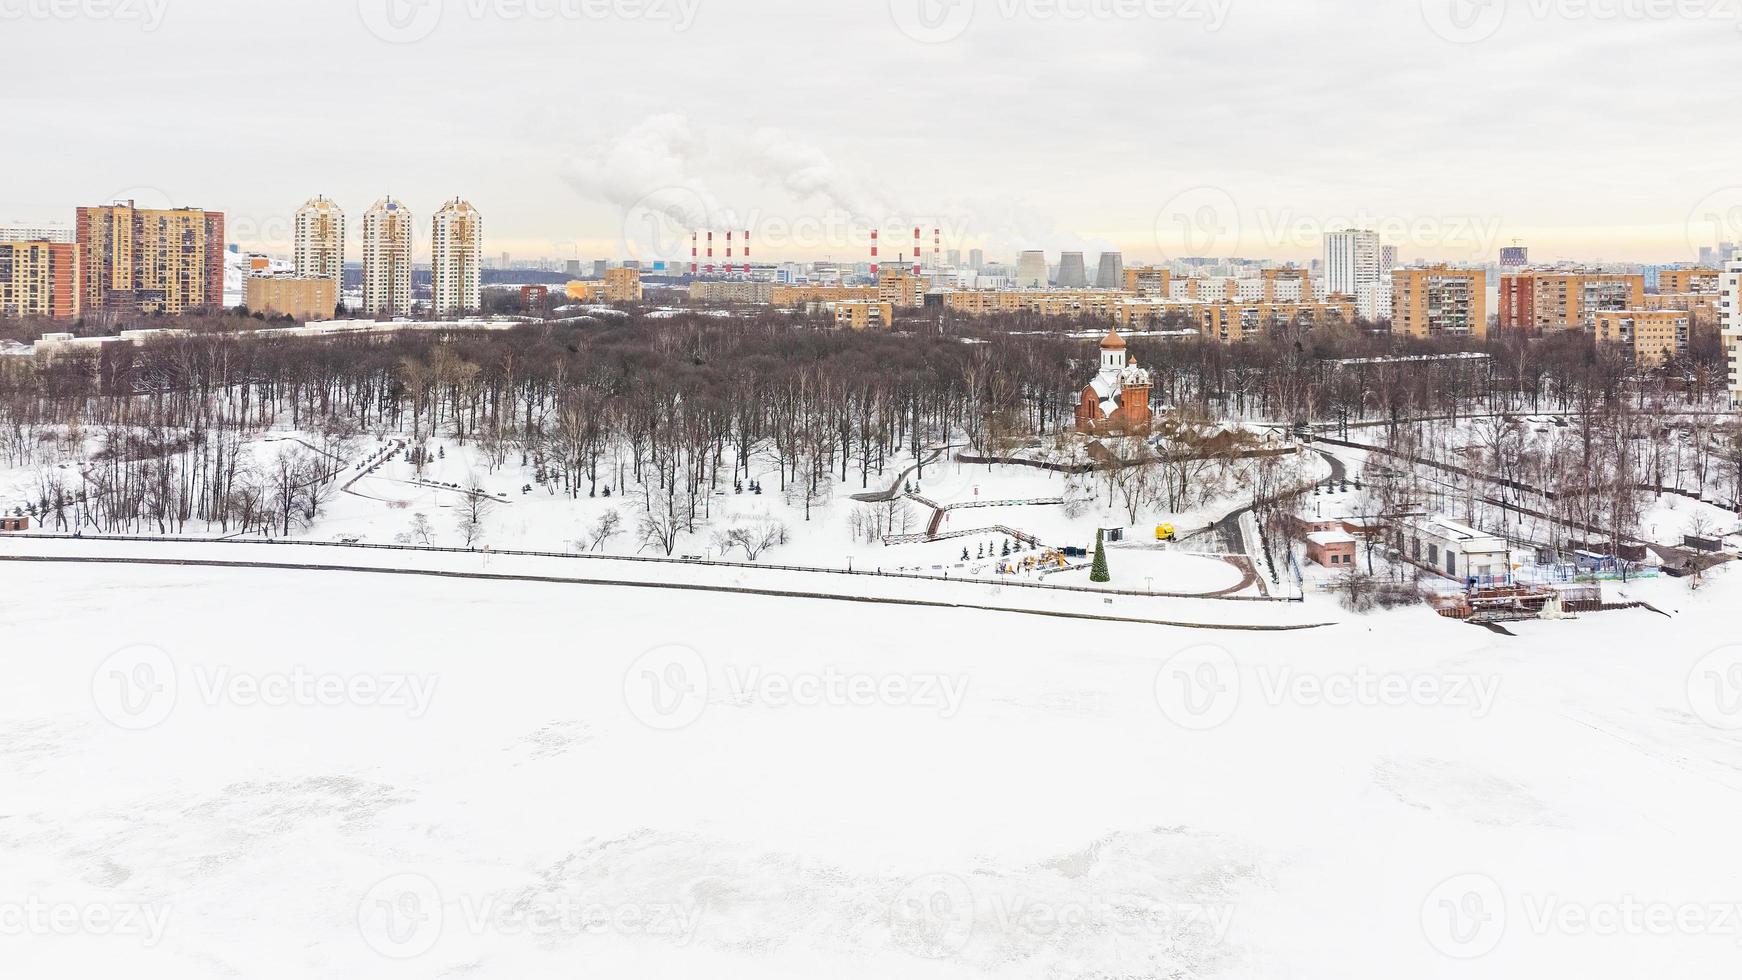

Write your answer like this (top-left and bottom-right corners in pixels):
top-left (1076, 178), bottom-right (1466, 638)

top-left (3, 558), bottom-right (1741, 978)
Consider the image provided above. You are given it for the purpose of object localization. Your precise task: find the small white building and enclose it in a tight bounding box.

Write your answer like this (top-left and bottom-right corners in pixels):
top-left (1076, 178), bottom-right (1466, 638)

top-left (1397, 516), bottom-right (1511, 583)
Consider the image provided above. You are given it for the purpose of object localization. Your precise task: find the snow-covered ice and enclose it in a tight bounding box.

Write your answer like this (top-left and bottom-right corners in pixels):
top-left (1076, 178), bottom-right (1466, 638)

top-left (3, 558), bottom-right (1741, 978)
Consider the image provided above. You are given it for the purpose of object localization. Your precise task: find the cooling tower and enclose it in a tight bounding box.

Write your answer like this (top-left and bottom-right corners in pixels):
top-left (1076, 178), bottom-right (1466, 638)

top-left (1057, 252), bottom-right (1088, 288)
top-left (1096, 252), bottom-right (1125, 288)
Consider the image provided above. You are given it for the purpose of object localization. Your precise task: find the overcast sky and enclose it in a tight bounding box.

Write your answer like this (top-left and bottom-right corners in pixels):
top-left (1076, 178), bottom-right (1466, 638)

top-left (3, 0), bottom-right (1736, 265)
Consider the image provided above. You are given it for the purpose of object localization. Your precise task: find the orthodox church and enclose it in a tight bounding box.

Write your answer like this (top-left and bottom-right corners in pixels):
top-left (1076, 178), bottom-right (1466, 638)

top-left (1074, 327), bottom-right (1153, 434)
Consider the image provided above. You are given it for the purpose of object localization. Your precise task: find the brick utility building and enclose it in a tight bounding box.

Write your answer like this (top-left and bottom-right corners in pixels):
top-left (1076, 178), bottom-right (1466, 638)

top-left (1075, 327), bottom-right (1153, 434)
top-left (0, 240), bottom-right (80, 319)
top-left (245, 275), bottom-right (337, 321)
top-left (76, 201), bottom-right (224, 314)
top-left (1305, 528), bottom-right (1358, 568)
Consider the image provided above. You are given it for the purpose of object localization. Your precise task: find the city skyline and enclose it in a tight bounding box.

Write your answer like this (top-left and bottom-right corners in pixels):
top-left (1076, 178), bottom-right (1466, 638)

top-left (3, 1), bottom-right (1738, 264)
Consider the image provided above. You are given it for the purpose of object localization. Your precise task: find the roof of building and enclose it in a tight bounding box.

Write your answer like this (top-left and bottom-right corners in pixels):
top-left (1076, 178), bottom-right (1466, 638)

top-left (1100, 327), bottom-right (1125, 350)
top-left (1306, 530), bottom-right (1358, 547)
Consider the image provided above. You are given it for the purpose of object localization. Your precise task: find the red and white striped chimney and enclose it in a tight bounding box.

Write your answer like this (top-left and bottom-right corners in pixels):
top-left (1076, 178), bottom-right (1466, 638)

top-left (870, 229), bottom-right (879, 276)
top-left (913, 227), bottom-right (922, 275)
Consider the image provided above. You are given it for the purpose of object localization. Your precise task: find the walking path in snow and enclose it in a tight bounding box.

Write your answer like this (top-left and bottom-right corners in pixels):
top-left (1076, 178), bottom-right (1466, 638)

top-left (0, 534), bottom-right (1331, 631)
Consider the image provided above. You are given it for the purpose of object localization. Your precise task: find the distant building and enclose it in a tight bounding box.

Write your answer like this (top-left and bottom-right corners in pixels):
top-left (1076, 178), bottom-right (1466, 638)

top-left (1499, 245), bottom-right (1529, 268)
top-left (1392, 266), bottom-right (1487, 339)
top-left (362, 198), bottom-right (414, 316)
top-left (0, 223), bottom-right (75, 244)
top-left (1057, 252), bottom-right (1088, 288)
top-left (968, 248), bottom-right (985, 272)
top-left (293, 196), bottom-right (345, 284)
top-left (76, 201), bottom-right (224, 314)
top-left (1657, 268), bottom-right (1720, 294)
top-left (1355, 280), bottom-right (1392, 322)
top-left (1592, 310), bottom-right (1689, 368)
top-left (246, 275), bottom-right (337, 321)
top-left (1095, 252), bottom-right (1124, 289)
top-left (1324, 229), bottom-right (1382, 298)
top-left (430, 198), bottom-right (483, 315)
top-left (592, 259), bottom-right (608, 278)
top-left (876, 266), bottom-right (922, 307)
top-left (832, 300), bottom-right (894, 330)
top-left (1498, 271), bottom-right (1643, 331)
top-left (0, 240), bottom-right (80, 319)
top-left (1015, 250), bottom-right (1048, 288)
top-left (1723, 261), bottom-right (1742, 407)
top-left (1074, 327), bottom-right (1152, 434)
top-left (603, 267), bottom-right (642, 303)
top-left (1123, 265), bottom-right (1170, 296)
top-left (690, 280), bottom-right (774, 304)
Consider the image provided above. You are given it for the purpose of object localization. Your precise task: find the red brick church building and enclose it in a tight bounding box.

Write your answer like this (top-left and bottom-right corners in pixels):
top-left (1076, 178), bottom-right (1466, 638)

top-left (1074, 327), bottom-right (1153, 434)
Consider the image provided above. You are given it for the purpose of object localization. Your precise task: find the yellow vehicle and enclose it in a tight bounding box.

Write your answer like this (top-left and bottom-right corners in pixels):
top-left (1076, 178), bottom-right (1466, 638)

top-left (1155, 523), bottom-right (1176, 542)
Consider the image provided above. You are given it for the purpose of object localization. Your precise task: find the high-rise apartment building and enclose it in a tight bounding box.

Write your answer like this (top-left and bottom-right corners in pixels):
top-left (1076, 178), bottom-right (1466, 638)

top-left (603, 267), bottom-right (642, 303)
top-left (1392, 266), bottom-right (1487, 338)
top-left (293, 196), bottom-right (345, 283)
top-left (1657, 268), bottom-right (1720, 294)
top-left (1324, 229), bottom-right (1381, 297)
top-left (0, 240), bottom-right (80, 319)
top-left (1497, 272), bottom-right (1643, 331)
top-left (1723, 261), bottom-right (1742, 407)
top-left (968, 249), bottom-right (985, 272)
top-left (75, 201), bottom-right (224, 314)
top-left (362, 197), bottom-right (414, 316)
top-left (430, 198), bottom-right (483, 315)
top-left (1592, 310), bottom-right (1690, 368)
top-left (1015, 251), bottom-right (1048, 288)
top-left (1122, 265), bottom-right (1170, 296)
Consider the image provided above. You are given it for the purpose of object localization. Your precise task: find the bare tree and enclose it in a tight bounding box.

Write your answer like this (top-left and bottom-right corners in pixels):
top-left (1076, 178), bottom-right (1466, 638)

top-left (586, 509), bottom-right (622, 552)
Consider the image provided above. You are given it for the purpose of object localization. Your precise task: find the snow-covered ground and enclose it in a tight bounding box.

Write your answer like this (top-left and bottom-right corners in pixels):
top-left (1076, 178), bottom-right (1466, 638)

top-left (3, 558), bottom-right (1741, 978)
top-left (4, 431), bottom-right (1315, 599)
